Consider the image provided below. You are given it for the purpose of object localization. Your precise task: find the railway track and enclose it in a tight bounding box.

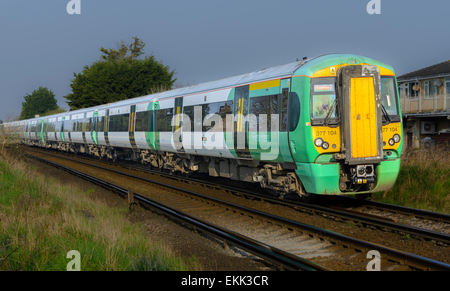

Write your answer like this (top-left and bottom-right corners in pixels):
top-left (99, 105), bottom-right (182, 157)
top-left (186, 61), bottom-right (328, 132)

top-left (319, 196), bottom-right (450, 237)
top-left (24, 149), bottom-right (327, 271)
top-left (24, 147), bottom-right (450, 271)
top-left (24, 147), bottom-right (450, 247)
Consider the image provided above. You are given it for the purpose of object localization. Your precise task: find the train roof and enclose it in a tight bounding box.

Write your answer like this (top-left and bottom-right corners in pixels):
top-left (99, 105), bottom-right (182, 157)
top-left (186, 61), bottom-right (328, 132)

top-left (156, 60), bottom-right (305, 100)
top-left (131, 53), bottom-right (394, 102)
top-left (16, 53), bottom-right (395, 123)
top-left (69, 57), bottom-right (312, 110)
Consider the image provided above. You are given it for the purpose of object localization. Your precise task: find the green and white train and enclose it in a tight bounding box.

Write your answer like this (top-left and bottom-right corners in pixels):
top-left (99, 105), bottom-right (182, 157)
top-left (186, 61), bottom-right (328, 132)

top-left (3, 54), bottom-right (403, 199)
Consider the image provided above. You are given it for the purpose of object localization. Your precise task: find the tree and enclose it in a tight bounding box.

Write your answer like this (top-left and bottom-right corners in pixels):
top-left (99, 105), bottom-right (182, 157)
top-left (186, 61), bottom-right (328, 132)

top-left (19, 87), bottom-right (58, 120)
top-left (100, 36), bottom-right (146, 63)
top-left (64, 37), bottom-right (176, 110)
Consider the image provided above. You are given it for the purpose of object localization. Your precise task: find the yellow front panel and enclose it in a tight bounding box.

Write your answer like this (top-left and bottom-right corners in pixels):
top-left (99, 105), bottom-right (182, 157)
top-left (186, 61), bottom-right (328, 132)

top-left (350, 77), bottom-right (378, 158)
top-left (311, 126), bottom-right (341, 154)
top-left (382, 122), bottom-right (402, 150)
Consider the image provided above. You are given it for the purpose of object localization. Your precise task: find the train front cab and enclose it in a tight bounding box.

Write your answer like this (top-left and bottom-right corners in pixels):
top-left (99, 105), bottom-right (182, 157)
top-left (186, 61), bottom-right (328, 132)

top-left (292, 60), bottom-right (402, 197)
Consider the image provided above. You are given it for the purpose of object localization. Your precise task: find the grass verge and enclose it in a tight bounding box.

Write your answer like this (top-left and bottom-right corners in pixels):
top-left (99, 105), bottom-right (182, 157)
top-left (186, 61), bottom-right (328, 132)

top-left (373, 147), bottom-right (450, 214)
top-left (0, 143), bottom-right (200, 271)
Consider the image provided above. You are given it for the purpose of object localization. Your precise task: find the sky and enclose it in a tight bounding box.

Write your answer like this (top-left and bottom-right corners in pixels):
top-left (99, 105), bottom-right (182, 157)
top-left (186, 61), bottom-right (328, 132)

top-left (1, 0), bottom-right (449, 121)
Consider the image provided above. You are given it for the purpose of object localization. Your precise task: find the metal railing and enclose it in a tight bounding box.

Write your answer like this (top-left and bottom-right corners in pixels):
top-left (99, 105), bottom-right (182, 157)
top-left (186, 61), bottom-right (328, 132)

top-left (400, 93), bottom-right (450, 114)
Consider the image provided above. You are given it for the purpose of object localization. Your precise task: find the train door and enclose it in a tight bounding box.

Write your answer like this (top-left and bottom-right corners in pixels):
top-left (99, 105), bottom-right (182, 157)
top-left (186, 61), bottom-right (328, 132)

top-left (30, 120), bottom-right (36, 141)
top-left (129, 105), bottom-right (139, 152)
top-left (155, 99), bottom-right (175, 152)
top-left (92, 111), bottom-right (98, 145)
top-left (173, 97), bottom-right (184, 153)
top-left (339, 65), bottom-right (383, 164)
top-left (234, 85), bottom-right (251, 159)
top-left (97, 110), bottom-right (106, 146)
top-left (104, 109), bottom-right (111, 148)
top-left (60, 116), bottom-right (66, 142)
top-left (279, 78), bottom-right (294, 163)
top-left (52, 118), bottom-right (57, 142)
top-left (42, 119), bottom-right (48, 145)
top-left (134, 103), bottom-right (154, 150)
top-left (82, 113), bottom-right (88, 145)
top-left (63, 116), bottom-right (71, 143)
top-left (38, 119), bottom-right (44, 145)
top-left (43, 119), bottom-right (48, 143)
top-left (85, 112), bottom-right (94, 145)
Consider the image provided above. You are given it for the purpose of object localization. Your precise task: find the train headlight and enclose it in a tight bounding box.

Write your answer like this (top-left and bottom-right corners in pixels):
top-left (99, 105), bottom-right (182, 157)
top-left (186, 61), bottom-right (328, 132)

top-left (322, 142), bottom-right (329, 150)
top-left (393, 134), bottom-right (400, 143)
top-left (315, 138), bottom-right (324, 147)
top-left (388, 139), bottom-right (395, 146)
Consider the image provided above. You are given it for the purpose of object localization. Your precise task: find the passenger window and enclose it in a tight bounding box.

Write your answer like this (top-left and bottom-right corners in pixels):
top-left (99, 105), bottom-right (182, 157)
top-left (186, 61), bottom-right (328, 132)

top-left (156, 109), bottom-right (173, 132)
top-left (289, 93), bottom-right (300, 131)
top-left (249, 95), bottom-right (278, 132)
top-left (135, 111), bottom-right (150, 132)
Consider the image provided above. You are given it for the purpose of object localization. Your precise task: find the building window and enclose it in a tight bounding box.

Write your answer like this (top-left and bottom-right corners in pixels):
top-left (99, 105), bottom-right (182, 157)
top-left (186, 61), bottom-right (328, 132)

top-left (399, 82), bottom-right (420, 98)
top-left (424, 81), bottom-right (429, 97)
top-left (430, 80), bottom-right (440, 96)
top-left (404, 84), bottom-right (409, 98)
top-left (408, 83), bottom-right (420, 98)
top-left (425, 80), bottom-right (441, 97)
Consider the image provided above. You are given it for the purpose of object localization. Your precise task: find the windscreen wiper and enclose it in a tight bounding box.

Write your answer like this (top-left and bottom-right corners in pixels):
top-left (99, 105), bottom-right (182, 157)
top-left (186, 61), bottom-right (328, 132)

top-left (381, 104), bottom-right (391, 125)
top-left (323, 99), bottom-right (339, 127)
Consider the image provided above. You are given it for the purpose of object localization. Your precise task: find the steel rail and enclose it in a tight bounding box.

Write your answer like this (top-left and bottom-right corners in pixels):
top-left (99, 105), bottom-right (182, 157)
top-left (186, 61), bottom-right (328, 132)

top-left (239, 195), bottom-right (450, 245)
top-left (336, 196), bottom-right (450, 223)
